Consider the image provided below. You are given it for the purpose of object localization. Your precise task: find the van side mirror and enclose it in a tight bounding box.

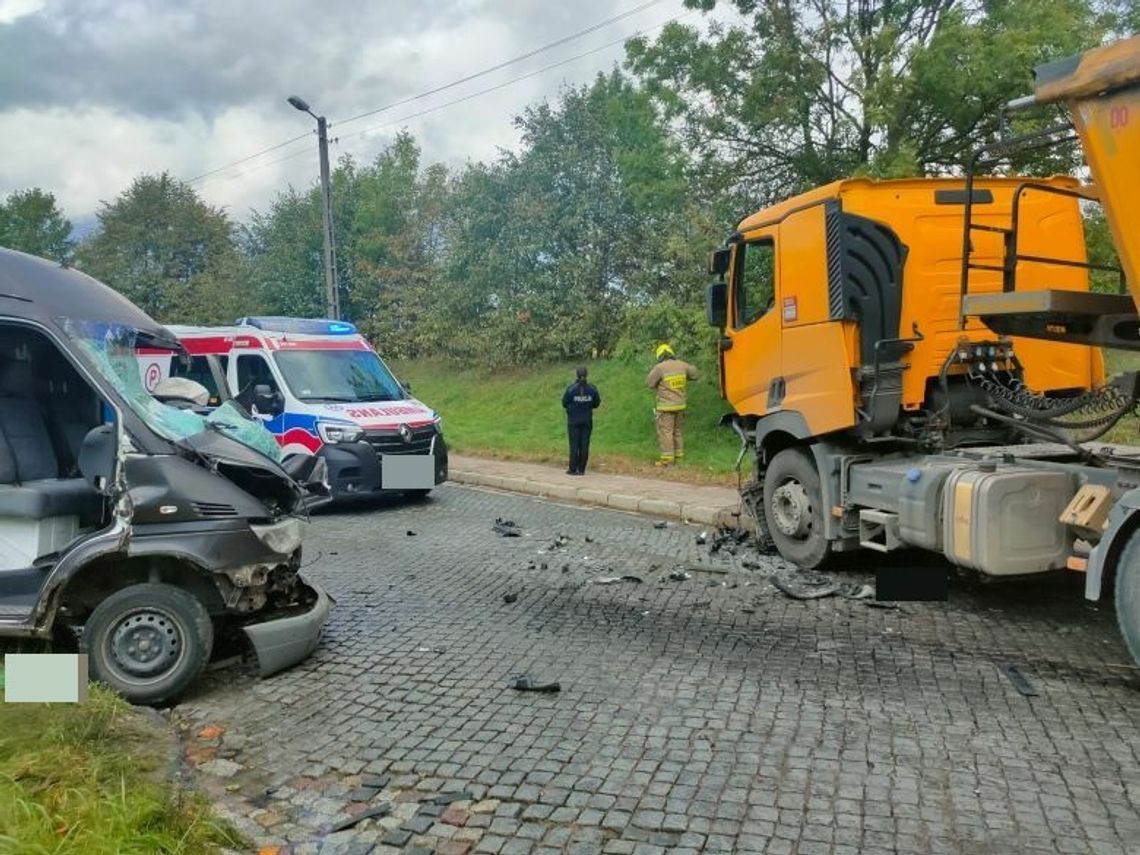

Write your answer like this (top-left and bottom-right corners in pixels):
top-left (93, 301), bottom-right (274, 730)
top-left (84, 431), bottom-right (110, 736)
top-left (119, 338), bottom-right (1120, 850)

top-left (78, 424), bottom-right (116, 495)
top-left (708, 248), bottom-right (731, 276)
top-left (253, 384), bottom-right (284, 416)
top-left (707, 281), bottom-right (728, 328)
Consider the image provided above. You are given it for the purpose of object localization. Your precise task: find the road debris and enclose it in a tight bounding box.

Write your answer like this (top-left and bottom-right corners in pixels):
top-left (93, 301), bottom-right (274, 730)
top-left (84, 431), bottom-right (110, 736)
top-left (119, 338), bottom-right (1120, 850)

top-left (998, 663), bottom-right (1039, 697)
top-left (549, 534), bottom-right (571, 549)
top-left (696, 531), bottom-right (708, 545)
top-left (848, 584), bottom-right (875, 600)
top-left (772, 569), bottom-right (842, 600)
top-left (653, 521), bottom-right (668, 529)
top-left (512, 676), bottom-right (561, 693)
top-left (493, 517), bottom-right (522, 537)
top-left (592, 575), bottom-right (643, 585)
top-left (668, 570), bottom-right (691, 581)
top-left (503, 592), bottom-right (519, 604)
top-left (406, 530), bottom-right (417, 536)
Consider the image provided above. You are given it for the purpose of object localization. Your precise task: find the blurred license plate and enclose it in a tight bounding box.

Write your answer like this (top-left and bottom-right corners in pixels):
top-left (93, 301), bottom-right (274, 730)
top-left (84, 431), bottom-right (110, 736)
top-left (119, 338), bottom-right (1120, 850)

top-left (381, 455), bottom-right (434, 489)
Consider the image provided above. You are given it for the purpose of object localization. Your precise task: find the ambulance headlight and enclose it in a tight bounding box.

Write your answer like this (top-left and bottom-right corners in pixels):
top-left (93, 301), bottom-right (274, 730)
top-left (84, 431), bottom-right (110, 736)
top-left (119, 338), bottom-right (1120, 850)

top-left (317, 421), bottom-right (364, 444)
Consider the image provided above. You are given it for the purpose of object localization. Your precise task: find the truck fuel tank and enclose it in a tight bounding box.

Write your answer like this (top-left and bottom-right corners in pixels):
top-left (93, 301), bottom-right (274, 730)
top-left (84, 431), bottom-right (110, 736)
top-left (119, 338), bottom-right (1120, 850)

top-left (942, 465), bottom-right (1075, 576)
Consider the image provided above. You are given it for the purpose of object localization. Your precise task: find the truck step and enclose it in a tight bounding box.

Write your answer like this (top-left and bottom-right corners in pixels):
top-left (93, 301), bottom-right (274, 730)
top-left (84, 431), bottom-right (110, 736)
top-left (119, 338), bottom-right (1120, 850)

top-left (859, 509), bottom-right (902, 553)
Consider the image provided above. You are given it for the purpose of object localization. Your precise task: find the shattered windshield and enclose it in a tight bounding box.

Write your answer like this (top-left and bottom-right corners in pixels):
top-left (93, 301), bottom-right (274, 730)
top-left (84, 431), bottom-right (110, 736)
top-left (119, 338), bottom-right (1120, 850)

top-left (275, 349), bottom-right (406, 403)
top-left (68, 321), bottom-right (284, 463)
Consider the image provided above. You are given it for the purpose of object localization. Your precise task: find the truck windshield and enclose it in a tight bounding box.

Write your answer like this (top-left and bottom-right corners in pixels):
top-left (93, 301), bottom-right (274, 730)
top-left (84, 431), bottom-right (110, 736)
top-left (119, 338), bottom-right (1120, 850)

top-left (275, 349), bottom-right (406, 403)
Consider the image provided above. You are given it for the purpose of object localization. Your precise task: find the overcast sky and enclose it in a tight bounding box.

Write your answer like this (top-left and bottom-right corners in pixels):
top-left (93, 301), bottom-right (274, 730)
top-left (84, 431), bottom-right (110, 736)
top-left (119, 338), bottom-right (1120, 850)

top-left (0, 0), bottom-right (694, 229)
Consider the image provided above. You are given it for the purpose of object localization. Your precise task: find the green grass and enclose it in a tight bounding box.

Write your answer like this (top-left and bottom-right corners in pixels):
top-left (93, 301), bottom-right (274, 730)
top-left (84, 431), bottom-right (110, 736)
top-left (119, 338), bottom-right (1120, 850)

top-left (0, 681), bottom-right (239, 854)
top-left (394, 357), bottom-right (745, 484)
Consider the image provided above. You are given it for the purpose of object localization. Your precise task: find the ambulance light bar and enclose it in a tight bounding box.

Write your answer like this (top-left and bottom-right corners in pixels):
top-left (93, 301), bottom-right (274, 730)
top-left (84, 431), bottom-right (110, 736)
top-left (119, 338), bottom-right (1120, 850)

top-left (236, 317), bottom-right (357, 336)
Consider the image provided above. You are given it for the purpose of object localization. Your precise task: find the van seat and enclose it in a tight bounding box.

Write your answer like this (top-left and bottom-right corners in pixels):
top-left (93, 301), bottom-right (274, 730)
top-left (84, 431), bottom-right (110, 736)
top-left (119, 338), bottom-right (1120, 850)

top-left (0, 362), bottom-right (101, 522)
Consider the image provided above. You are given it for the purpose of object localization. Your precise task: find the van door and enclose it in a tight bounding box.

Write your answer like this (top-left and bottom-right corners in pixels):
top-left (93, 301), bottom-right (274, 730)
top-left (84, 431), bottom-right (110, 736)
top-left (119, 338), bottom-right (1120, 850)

top-left (721, 233), bottom-right (783, 416)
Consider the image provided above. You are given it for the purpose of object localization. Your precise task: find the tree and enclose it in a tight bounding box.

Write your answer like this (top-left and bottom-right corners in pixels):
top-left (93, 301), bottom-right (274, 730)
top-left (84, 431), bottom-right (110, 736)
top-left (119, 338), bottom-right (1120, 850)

top-left (441, 72), bottom-right (700, 363)
top-left (76, 173), bottom-right (253, 322)
top-left (0, 188), bottom-right (72, 262)
top-left (626, 0), bottom-right (1108, 203)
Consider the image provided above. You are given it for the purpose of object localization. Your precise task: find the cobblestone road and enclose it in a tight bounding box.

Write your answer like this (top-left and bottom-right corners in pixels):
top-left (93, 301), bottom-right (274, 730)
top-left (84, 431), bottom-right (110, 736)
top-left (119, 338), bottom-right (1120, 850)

top-left (175, 485), bottom-right (1140, 855)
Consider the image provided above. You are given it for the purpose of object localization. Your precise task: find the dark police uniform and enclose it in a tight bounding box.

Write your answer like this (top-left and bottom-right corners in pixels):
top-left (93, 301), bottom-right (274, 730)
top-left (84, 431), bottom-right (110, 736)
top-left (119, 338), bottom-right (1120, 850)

top-left (561, 379), bottom-right (601, 474)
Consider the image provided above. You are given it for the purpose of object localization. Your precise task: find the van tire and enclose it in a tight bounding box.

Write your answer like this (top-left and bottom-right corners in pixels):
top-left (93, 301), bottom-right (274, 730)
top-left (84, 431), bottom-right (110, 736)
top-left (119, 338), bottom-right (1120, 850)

top-left (1115, 533), bottom-right (1140, 668)
top-left (84, 583), bottom-right (213, 706)
top-left (762, 447), bottom-right (832, 569)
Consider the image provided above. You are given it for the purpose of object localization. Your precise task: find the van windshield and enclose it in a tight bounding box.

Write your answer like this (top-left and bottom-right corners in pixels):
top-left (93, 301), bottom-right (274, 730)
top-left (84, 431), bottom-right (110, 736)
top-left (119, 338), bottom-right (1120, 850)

top-left (68, 321), bottom-right (284, 463)
top-left (275, 349), bottom-right (406, 403)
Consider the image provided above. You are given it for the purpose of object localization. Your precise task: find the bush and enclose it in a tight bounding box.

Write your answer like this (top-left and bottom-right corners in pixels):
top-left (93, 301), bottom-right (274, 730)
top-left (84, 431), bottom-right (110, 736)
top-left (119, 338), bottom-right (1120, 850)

top-left (613, 297), bottom-right (718, 363)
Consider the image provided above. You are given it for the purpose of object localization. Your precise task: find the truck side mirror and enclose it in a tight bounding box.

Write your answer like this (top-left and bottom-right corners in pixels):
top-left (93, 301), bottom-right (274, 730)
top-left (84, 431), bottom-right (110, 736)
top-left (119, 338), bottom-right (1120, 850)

top-left (707, 281), bottom-right (728, 328)
top-left (708, 248), bottom-right (731, 276)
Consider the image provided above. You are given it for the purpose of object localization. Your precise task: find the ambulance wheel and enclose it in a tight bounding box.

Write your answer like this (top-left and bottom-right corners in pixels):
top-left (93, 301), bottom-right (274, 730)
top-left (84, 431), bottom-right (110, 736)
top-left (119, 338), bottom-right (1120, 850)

top-left (1114, 532), bottom-right (1140, 668)
top-left (84, 584), bottom-right (213, 706)
top-left (762, 447), bottom-right (832, 569)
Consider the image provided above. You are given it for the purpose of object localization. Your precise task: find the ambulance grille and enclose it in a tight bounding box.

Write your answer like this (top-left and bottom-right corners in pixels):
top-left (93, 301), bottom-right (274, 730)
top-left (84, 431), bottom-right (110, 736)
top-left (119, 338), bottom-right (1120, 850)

top-left (365, 426), bottom-right (436, 456)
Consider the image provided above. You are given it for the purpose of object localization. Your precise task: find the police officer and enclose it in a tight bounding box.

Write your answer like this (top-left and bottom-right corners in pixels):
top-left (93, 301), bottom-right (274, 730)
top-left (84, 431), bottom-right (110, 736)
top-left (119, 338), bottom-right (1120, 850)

top-left (562, 366), bottom-right (601, 475)
top-left (645, 343), bottom-right (699, 466)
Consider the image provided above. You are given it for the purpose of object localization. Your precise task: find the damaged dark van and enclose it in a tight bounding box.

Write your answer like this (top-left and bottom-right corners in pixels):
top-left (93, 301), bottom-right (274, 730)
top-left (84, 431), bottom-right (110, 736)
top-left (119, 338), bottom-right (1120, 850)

top-left (0, 247), bottom-right (332, 704)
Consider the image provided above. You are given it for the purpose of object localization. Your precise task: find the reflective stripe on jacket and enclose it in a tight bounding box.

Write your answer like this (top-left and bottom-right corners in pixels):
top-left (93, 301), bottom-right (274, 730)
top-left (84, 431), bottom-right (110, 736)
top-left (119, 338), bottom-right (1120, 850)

top-left (645, 358), bottom-right (699, 412)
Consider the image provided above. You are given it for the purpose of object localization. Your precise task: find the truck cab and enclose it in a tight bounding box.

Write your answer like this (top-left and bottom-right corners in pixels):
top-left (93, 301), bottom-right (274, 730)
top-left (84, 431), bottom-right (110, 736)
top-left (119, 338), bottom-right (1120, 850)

top-left (137, 317), bottom-right (448, 502)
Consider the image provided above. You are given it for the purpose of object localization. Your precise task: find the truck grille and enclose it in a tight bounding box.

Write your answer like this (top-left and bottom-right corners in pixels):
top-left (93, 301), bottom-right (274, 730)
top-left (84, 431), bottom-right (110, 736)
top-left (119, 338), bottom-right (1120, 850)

top-left (365, 425), bottom-right (436, 456)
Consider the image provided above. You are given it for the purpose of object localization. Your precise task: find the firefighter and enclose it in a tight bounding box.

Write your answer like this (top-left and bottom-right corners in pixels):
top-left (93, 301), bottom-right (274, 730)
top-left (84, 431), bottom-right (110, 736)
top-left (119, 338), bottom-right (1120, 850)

top-left (645, 343), bottom-right (699, 466)
top-left (562, 366), bottom-right (601, 475)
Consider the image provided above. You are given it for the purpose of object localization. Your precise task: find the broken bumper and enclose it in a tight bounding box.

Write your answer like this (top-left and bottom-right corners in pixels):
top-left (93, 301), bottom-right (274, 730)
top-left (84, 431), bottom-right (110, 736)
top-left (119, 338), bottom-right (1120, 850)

top-left (241, 578), bottom-right (334, 677)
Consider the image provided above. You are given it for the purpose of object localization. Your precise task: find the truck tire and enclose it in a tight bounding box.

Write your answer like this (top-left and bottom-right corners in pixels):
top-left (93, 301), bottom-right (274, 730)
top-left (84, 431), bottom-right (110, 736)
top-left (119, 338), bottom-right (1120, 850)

top-left (1115, 533), bottom-right (1140, 667)
top-left (83, 583), bottom-right (213, 706)
top-left (762, 447), bottom-right (832, 569)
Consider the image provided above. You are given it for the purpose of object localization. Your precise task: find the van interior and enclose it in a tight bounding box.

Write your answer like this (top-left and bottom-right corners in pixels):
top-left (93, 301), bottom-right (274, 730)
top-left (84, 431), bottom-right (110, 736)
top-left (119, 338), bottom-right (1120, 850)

top-left (0, 323), bottom-right (110, 610)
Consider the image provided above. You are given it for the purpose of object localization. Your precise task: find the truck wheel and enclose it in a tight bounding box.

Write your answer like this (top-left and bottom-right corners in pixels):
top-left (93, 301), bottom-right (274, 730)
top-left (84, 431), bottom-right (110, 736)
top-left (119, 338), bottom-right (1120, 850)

top-left (762, 447), bottom-right (832, 569)
top-left (83, 583), bottom-right (213, 705)
top-left (1115, 533), bottom-right (1140, 667)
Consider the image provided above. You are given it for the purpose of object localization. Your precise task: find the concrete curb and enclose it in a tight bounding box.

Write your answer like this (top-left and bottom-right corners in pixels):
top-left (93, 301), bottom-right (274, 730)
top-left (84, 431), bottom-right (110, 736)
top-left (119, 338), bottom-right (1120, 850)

top-left (449, 468), bottom-right (754, 532)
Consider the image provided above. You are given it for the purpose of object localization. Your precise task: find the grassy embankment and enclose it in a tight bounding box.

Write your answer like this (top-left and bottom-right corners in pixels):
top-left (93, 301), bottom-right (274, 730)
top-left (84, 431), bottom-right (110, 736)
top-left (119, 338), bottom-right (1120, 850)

top-left (0, 677), bottom-right (238, 854)
top-left (394, 357), bottom-right (745, 484)
top-left (396, 350), bottom-right (1140, 482)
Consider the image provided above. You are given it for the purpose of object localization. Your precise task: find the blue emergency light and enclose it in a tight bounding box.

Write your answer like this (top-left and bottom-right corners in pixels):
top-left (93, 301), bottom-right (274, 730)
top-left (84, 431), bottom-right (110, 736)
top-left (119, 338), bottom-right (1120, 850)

top-left (236, 316), bottom-right (357, 336)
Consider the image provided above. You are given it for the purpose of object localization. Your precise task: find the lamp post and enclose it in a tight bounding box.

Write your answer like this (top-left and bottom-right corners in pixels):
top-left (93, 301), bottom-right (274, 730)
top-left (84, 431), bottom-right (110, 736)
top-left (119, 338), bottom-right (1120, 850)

top-left (287, 95), bottom-right (340, 320)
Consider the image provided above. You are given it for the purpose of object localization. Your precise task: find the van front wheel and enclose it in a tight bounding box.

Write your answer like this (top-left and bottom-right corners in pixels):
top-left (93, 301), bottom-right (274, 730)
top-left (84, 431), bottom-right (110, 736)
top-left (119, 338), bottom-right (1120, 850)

top-left (762, 447), bottom-right (832, 569)
top-left (84, 583), bottom-right (213, 705)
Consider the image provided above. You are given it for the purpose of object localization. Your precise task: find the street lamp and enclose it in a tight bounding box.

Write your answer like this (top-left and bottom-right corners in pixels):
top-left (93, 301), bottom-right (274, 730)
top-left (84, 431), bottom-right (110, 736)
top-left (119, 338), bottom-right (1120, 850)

top-left (287, 95), bottom-right (340, 320)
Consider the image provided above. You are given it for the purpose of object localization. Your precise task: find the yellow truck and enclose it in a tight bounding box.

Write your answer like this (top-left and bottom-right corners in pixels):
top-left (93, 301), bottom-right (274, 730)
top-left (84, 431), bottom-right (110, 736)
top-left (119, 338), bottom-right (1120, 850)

top-left (706, 35), bottom-right (1140, 664)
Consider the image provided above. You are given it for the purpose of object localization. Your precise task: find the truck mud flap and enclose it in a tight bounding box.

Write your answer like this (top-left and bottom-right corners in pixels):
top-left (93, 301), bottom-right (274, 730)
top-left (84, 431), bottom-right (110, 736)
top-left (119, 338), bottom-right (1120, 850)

top-left (241, 579), bottom-right (334, 677)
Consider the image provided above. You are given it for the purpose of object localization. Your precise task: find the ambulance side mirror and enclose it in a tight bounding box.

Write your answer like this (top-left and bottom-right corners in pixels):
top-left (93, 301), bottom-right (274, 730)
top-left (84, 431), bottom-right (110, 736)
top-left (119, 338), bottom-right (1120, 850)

top-left (253, 384), bottom-right (284, 416)
top-left (707, 281), bottom-right (728, 328)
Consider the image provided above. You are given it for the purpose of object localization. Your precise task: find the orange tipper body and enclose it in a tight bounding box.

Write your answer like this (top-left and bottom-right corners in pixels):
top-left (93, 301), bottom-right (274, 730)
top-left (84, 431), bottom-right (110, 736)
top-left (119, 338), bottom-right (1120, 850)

top-left (1030, 35), bottom-right (1140, 308)
top-left (718, 176), bottom-right (1104, 438)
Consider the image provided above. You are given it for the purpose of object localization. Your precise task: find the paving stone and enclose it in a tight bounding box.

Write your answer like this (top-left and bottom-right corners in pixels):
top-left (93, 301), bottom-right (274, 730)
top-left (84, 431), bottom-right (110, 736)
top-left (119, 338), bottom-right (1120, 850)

top-left (174, 486), bottom-right (1140, 855)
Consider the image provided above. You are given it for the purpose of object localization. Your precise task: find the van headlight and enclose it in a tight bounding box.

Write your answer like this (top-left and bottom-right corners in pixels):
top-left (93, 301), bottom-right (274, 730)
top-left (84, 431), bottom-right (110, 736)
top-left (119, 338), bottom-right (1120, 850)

top-left (317, 421), bottom-right (364, 444)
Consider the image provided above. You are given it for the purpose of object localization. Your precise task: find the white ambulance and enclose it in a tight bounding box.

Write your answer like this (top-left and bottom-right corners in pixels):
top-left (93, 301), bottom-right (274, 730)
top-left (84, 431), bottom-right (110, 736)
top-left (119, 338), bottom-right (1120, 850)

top-left (137, 317), bottom-right (447, 501)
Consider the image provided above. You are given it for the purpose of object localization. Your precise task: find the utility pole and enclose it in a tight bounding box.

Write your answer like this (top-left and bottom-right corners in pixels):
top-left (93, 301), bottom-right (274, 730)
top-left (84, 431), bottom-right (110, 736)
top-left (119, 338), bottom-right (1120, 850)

top-left (315, 115), bottom-right (340, 320)
top-left (288, 95), bottom-right (340, 320)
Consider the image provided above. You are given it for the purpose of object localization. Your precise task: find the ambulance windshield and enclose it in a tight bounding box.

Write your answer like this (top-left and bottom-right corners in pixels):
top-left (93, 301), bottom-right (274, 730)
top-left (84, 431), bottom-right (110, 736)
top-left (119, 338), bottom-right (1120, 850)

top-left (68, 321), bottom-right (284, 462)
top-left (275, 349), bottom-right (406, 403)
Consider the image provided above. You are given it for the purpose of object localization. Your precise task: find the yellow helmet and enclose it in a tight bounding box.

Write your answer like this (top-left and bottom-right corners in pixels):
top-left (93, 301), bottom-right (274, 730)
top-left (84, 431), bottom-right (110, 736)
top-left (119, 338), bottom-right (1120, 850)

top-left (655, 343), bottom-right (675, 360)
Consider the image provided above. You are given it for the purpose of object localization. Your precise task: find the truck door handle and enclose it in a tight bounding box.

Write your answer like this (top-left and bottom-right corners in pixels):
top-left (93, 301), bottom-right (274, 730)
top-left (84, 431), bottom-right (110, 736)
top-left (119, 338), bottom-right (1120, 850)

top-left (718, 336), bottom-right (733, 352)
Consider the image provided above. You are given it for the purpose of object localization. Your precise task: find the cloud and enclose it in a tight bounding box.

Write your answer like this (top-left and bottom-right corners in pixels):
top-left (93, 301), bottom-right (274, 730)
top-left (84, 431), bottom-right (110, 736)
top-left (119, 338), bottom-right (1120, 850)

top-left (0, 0), bottom-right (682, 223)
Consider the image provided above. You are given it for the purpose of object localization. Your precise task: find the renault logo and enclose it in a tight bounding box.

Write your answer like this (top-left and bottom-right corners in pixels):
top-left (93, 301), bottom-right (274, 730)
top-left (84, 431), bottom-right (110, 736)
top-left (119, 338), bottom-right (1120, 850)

top-left (399, 424), bottom-right (413, 444)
